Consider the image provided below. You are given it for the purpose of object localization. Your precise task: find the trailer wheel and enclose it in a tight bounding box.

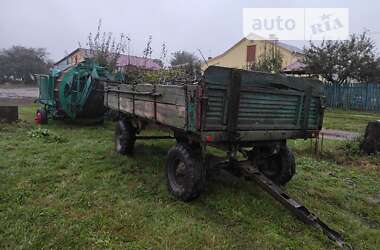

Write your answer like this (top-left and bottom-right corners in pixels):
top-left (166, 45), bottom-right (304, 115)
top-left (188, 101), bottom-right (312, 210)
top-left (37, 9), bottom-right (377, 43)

top-left (35, 108), bottom-right (48, 124)
top-left (257, 146), bottom-right (295, 186)
top-left (166, 143), bottom-right (206, 202)
top-left (115, 119), bottom-right (136, 155)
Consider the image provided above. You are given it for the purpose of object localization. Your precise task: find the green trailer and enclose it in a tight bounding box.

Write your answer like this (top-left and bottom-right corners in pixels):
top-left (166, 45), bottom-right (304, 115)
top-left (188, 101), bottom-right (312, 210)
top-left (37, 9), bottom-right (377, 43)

top-left (105, 66), bottom-right (348, 247)
top-left (35, 59), bottom-right (117, 124)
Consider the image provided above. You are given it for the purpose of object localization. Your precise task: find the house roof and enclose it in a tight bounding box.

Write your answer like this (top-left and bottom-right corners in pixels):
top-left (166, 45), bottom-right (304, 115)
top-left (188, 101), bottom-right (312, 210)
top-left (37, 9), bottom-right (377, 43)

top-left (208, 37), bottom-right (303, 63)
top-left (276, 41), bottom-right (303, 54)
top-left (282, 59), bottom-right (307, 73)
top-left (54, 48), bottom-right (82, 65)
top-left (117, 55), bottom-right (161, 70)
top-left (246, 33), bottom-right (303, 54)
top-left (55, 48), bottom-right (161, 70)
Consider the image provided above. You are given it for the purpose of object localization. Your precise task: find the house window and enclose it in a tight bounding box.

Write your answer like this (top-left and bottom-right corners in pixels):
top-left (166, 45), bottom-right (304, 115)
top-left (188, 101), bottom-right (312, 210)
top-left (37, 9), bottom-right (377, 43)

top-left (246, 45), bottom-right (256, 63)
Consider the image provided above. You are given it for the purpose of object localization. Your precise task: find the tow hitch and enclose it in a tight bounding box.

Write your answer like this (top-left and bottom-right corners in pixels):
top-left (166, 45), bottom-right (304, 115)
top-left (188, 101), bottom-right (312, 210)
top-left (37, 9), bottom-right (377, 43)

top-left (215, 159), bottom-right (352, 249)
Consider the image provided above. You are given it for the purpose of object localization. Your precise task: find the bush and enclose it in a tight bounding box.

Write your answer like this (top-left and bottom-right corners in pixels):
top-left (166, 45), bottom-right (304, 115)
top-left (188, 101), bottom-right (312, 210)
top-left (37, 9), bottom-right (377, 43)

top-left (28, 128), bottom-right (67, 143)
top-left (340, 136), bottom-right (364, 156)
top-left (123, 67), bottom-right (197, 85)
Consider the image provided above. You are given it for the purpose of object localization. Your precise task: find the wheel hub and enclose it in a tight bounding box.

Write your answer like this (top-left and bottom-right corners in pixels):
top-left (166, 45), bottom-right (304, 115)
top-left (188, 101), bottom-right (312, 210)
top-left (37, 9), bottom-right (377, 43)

top-left (174, 160), bottom-right (187, 187)
top-left (35, 112), bottom-right (42, 124)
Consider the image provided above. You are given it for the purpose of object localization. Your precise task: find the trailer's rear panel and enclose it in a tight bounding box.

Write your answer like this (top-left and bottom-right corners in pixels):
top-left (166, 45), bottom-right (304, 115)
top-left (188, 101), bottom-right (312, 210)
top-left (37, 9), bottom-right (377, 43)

top-left (202, 66), bottom-right (323, 132)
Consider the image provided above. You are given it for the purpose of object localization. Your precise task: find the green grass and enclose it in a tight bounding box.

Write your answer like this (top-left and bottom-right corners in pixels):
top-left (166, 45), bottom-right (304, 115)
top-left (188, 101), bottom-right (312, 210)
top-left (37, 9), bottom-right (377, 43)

top-left (1, 106), bottom-right (380, 249)
top-left (324, 108), bottom-right (380, 133)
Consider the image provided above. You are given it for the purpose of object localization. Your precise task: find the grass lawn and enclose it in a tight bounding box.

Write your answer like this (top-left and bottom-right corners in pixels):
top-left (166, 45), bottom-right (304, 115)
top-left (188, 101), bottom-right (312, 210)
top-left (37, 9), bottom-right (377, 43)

top-left (324, 108), bottom-right (380, 133)
top-left (1, 106), bottom-right (380, 249)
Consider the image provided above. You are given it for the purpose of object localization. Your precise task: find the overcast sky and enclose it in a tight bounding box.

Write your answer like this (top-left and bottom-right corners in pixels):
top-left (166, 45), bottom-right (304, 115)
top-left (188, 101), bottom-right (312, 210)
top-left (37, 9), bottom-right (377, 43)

top-left (1, 0), bottom-right (379, 63)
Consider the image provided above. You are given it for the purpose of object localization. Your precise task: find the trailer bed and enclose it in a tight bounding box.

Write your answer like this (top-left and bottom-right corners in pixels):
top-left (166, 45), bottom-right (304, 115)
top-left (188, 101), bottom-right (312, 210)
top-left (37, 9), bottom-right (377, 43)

top-left (105, 66), bottom-right (323, 142)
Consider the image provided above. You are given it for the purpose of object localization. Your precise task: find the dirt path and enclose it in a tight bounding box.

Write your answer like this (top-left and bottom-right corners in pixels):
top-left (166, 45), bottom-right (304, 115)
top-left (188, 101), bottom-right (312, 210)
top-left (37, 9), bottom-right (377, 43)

top-left (320, 128), bottom-right (360, 140)
top-left (0, 87), bottom-right (38, 106)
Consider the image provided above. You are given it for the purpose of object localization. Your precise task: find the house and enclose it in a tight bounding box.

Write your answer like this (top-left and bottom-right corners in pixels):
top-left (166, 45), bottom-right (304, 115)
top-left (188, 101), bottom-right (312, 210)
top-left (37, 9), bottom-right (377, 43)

top-left (54, 48), bottom-right (161, 71)
top-left (281, 59), bottom-right (307, 74)
top-left (203, 36), bottom-right (304, 72)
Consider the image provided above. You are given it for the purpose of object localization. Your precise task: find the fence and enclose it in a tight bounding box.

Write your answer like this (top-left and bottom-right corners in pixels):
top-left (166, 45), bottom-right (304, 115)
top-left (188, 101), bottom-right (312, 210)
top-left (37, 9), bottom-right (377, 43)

top-left (323, 82), bottom-right (380, 112)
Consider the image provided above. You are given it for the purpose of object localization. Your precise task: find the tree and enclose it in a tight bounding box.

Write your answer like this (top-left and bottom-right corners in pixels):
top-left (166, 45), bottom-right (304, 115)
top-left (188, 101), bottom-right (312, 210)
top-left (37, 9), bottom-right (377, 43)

top-left (250, 41), bottom-right (283, 73)
top-left (0, 46), bottom-right (51, 83)
top-left (0, 54), bottom-right (6, 82)
top-left (151, 41), bottom-right (167, 68)
top-left (170, 51), bottom-right (199, 66)
top-left (153, 59), bottom-right (164, 68)
top-left (303, 31), bottom-right (379, 84)
top-left (85, 19), bottom-right (129, 72)
top-left (170, 51), bottom-right (201, 75)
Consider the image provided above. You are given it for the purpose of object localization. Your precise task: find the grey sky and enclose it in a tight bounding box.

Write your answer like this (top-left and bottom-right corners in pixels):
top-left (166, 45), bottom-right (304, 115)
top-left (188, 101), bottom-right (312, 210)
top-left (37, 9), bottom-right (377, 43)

top-left (1, 0), bottom-right (379, 63)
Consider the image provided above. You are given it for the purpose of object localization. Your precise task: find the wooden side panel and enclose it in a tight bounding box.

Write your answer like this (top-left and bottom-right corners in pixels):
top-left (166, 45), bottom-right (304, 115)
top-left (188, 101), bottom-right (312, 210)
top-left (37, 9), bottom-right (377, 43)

top-left (132, 84), bottom-right (186, 105)
top-left (134, 100), bottom-right (154, 119)
top-left (104, 83), bottom-right (188, 129)
top-left (156, 103), bottom-right (186, 128)
top-left (106, 92), bottom-right (119, 111)
top-left (119, 96), bottom-right (133, 113)
top-left (156, 85), bottom-right (186, 105)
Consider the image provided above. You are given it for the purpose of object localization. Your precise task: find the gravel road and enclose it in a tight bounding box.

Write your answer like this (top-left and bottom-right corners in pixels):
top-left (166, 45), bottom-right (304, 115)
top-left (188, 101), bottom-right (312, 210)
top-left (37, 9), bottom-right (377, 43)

top-left (0, 87), bottom-right (38, 106)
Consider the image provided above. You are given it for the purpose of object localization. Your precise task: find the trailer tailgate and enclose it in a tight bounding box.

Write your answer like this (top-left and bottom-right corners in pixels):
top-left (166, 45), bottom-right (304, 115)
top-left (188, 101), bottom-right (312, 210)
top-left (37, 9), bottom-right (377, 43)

top-left (202, 66), bottom-right (323, 133)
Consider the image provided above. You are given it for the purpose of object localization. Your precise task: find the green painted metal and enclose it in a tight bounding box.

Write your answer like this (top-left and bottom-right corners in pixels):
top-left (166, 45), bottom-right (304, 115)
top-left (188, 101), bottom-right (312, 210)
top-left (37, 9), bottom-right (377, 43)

top-left (187, 101), bottom-right (196, 131)
top-left (37, 59), bottom-right (115, 119)
top-left (324, 82), bottom-right (380, 112)
top-left (36, 74), bottom-right (55, 107)
top-left (202, 66), bottom-right (323, 131)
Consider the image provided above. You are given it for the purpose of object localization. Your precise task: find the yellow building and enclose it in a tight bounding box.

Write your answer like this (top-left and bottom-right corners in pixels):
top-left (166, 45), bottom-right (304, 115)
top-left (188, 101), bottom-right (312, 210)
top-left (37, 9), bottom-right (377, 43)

top-left (203, 37), bottom-right (304, 71)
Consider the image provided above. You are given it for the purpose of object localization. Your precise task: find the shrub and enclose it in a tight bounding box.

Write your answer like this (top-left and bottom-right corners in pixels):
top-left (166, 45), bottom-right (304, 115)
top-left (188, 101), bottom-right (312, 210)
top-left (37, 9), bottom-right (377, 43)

top-left (28, 128), bottom-right (67, 143)
top-left (340, 136), bottom-right (364, 156)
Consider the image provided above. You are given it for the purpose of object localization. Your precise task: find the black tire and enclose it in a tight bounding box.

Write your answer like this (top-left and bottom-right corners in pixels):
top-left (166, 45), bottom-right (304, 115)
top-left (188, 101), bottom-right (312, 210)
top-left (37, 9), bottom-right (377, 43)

top-left (115, 119), bottom-right (136, 155)
top-left (166, 143), bottom-right (206, 202)
top-left (257, 145), bottom-right (295, 185)
top-left (36, 108), bottom-right (48, 124)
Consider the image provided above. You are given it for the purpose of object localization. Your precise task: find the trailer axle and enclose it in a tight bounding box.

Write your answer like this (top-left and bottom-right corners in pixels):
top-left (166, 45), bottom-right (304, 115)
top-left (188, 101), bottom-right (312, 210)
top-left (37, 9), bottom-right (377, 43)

top-left (135, 135), bottom-right (175, 140)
